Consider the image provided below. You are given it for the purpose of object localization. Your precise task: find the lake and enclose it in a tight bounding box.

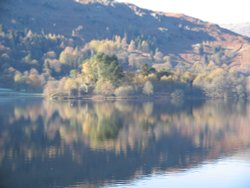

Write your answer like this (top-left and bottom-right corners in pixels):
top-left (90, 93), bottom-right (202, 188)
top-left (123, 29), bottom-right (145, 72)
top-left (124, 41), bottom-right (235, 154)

top-left (0, 98), bottom-right (250, 188)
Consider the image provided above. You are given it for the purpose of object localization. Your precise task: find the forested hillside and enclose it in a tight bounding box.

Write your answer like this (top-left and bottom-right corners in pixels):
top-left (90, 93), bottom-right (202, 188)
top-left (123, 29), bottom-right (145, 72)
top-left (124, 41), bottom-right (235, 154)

top-left (0, 0), bottom-right (250, 99)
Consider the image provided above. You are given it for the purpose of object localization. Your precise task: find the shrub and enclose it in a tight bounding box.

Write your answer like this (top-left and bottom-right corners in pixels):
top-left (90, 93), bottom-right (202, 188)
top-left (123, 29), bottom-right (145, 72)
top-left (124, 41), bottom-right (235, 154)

top-left (114, 85), bottom-right (135, 97)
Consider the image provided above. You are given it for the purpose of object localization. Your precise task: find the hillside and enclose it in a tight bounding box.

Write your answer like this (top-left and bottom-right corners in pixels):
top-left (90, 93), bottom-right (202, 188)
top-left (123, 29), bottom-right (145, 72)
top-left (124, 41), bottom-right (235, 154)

top-left (0, 0), bottom-right (250, 98)
top-left (0, 0), bottom-right (249, 53)
top-left (222, 23), bottom-right (250, 37)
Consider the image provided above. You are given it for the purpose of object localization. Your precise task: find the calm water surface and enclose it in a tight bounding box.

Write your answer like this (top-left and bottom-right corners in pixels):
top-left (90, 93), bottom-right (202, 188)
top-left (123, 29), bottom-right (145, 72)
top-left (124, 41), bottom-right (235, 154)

top-left (0, 98), bottom-right (250, 188)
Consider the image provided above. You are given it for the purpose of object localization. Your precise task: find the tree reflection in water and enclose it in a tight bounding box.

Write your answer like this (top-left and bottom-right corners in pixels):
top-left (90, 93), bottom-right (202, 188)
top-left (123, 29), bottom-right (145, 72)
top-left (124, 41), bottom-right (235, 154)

top-left (0, 98), bottom-right (250, 188)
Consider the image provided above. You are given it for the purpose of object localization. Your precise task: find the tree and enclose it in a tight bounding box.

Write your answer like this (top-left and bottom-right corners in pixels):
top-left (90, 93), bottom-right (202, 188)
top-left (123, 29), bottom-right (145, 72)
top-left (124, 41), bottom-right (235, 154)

top-left (70, 69), bottom-right (78, 78)
top-left (82, 53), bottom-right (123, 86)
top-left (82, 59), bottom-right (97, 85)
top-left (28, 68), bottom-right (41, 87)
top-left (94, 79), bottom-right (114, 96)
top-left (140, 64), bottom-right (155, 76)
top-left (121, 34), bottom-right (127, 49)
top-left (97, 53), bottom-right (123, 83)
top-left (59, 47), bottom-right (78, 67)
top-left (128, 40), bottom-right (136, 52)
top-left (140, 40), bottom-right (150, 52)
top-left (140, 64), bottom-right (150, 76)
top-left (154, 48), bottom-right (164, 63)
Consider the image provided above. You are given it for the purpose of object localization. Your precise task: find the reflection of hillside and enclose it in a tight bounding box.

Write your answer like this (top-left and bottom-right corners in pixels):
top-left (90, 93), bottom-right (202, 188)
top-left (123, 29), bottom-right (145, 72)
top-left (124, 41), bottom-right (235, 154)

top-left (0, 99), bottom-right (250, 188)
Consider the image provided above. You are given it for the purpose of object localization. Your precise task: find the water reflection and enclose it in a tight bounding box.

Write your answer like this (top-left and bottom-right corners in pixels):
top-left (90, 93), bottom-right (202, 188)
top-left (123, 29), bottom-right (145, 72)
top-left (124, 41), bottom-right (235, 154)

top-left (0, 99), bottom-right (250, 188)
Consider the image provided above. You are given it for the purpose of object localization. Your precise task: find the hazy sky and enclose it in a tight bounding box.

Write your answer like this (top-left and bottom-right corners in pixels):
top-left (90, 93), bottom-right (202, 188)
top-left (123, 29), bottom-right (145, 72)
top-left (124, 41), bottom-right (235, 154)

top-left (116, 0), bottom-right (249, 24)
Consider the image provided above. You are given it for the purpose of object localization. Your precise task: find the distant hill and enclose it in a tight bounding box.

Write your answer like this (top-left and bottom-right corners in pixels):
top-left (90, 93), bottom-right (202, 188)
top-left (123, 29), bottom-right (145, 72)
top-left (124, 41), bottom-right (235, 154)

top-left (222, 23), bottom-right (250, 37)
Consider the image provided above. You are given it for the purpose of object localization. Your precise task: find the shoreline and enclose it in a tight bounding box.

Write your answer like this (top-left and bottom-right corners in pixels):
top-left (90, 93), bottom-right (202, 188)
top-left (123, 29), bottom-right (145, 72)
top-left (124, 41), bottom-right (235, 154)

top-left (0, 88), bottom-right (248, 102)
top-left (0, 88), bottom-right (44, 98)
top-left (49, 94), bottom-right (215, 102)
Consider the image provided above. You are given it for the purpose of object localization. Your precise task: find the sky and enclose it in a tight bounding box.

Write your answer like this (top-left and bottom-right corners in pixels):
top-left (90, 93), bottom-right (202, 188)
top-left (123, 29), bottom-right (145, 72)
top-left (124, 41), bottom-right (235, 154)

top-left (116, 0), bottom-right (250, 24)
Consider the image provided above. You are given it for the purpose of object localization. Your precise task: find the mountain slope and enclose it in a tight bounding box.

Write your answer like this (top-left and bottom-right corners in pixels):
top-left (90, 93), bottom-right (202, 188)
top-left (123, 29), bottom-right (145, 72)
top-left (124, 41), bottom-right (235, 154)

top-left (0, 0), bottom-right (249, 55)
